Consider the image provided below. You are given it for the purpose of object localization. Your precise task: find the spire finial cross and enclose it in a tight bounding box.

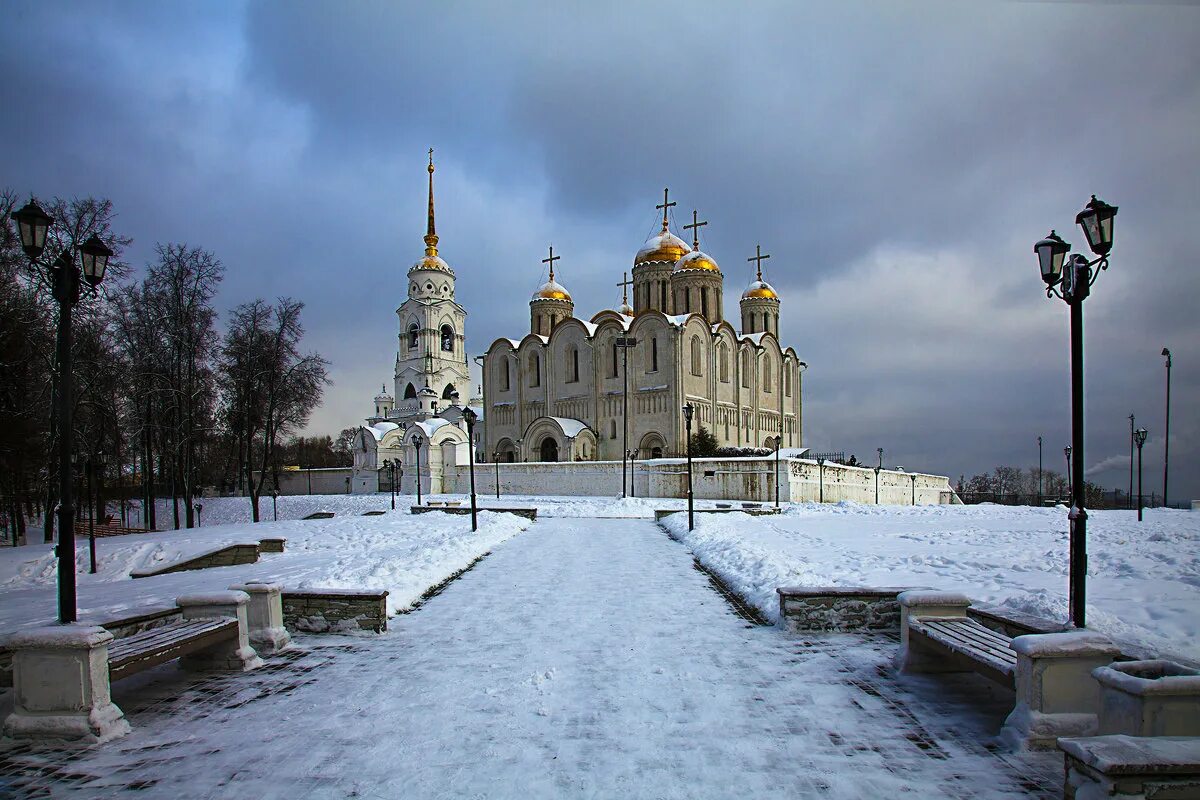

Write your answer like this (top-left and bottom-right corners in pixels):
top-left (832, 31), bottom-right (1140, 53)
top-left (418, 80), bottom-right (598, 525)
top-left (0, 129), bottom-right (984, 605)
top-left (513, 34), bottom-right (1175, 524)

top-left (655, 187), bottom-right (676, 231)
top-left (748, 244), bottom-right (770, 281)
top-left (683, 209), bottom-right (708, 250)
top-left (543, 244), bottom-right (561, 281)
top-left (616, 271), bottom-right (633, 306)
top-left (424, 148), bottom-right (438, 255)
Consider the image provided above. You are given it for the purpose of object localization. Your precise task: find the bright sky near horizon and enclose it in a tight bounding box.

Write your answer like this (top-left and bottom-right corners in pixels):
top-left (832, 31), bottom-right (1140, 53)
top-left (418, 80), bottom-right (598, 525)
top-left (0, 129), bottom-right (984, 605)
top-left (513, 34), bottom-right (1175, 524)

top-left (3, 1), bottom-right (1197, 497)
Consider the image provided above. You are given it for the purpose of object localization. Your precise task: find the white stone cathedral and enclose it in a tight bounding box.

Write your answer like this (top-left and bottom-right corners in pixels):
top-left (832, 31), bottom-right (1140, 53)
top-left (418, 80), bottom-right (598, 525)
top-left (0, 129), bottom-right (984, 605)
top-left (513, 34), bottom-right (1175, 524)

top-left (351, 152), bottom-right (480, 493)
top-left (483, 191), bottom-right (805, 463)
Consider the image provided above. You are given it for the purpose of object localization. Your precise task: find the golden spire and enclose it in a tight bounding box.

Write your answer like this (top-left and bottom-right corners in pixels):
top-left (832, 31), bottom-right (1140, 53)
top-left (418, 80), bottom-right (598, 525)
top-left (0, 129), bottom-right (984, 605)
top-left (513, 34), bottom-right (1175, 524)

top-left (655, 187), bottom-right (676, 232)
top-left (683, 209), bottom-right (708, 251)
top-left (424, 148), bottom-right (438, 256)
top-left (748, 244), bottom-right (770, 281)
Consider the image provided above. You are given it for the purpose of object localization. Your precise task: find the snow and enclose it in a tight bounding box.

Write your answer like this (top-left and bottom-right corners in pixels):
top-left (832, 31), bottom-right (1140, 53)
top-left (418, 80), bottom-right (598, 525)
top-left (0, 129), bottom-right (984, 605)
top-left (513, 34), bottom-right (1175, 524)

top-left (1, 517), bottom-right (1063, 797)
top-left (364, 421), bottom-right (398, 440)
top-left (0, 496), bottom-right (531, 630)
top-left (661, 502), bottom-right (1200, 663)
top-left (548, 416), bottom-right (589, 438)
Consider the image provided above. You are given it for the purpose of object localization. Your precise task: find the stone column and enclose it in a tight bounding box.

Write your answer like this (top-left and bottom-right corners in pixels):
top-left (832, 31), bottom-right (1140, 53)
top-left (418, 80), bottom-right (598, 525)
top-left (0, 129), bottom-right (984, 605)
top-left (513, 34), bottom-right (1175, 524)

top-left (176, 591), bottom-right (263, 672)
top-left (999, 630), bottom-right (1121, 750)
top-left (895, 590), bottom-right (972, 673)
top-left (230, 582), bottom-right (292, 655)
top-left (2, 625), bottom-right (130, 743)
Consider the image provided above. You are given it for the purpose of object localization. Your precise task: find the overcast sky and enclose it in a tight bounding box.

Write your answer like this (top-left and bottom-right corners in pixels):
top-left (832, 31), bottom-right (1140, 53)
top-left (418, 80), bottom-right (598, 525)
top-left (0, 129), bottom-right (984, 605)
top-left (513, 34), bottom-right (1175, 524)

top-left (4, 0), bottom-right (1197, 499)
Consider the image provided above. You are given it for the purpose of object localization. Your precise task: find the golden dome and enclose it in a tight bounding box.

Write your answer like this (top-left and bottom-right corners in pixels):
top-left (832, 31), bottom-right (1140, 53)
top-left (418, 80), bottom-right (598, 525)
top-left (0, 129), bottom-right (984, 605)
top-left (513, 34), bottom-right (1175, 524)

top-left (741, 280), bottom-right (779, 300)
top-left (411, 254), bottom-right (451, 272)
top-left (634, 230), bottom-right (690, 266)
top-left (532, 279), bottom-right (572, 302)
top-left (675, 249), bottom-right (720, 273)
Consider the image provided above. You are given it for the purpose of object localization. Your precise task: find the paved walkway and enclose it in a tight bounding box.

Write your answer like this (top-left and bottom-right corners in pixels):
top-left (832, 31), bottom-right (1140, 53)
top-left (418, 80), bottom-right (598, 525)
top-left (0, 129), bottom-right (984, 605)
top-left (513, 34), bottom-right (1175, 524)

top-left (0, 518), bottom-right (1059, 798)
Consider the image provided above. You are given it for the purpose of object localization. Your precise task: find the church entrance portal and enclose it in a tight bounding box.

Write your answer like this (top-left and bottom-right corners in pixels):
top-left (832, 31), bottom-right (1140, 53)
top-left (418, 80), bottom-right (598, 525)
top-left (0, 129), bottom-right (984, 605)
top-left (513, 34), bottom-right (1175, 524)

top-left (539, 437), bottom-right (559, 462)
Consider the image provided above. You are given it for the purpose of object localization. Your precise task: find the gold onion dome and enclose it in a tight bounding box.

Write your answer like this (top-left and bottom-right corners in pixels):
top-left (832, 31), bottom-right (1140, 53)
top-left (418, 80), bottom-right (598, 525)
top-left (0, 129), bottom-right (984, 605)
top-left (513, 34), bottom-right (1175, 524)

top-left (532, 279), bottom-right (571, 302)
top-left (618, 300), bottom-right (634, 315)
top-left (742, 279), bottom-right (779, 300)
top-left (634, 229), bottom-right (691, 266)
top-left (675, 249), bottom-right (720, 273)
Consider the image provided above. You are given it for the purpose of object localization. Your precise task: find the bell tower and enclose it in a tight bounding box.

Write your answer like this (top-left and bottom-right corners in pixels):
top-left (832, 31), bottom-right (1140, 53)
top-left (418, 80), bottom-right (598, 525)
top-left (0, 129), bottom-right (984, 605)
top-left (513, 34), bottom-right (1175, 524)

top-left (394, 149), bottom-right (470, 409)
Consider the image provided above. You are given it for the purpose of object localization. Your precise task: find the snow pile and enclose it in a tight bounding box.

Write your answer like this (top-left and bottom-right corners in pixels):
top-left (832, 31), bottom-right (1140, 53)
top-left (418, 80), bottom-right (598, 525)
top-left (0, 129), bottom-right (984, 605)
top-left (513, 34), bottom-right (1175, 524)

top-left (0, 508), bottom-right (531, 630)
top-left (662, 503), bottom-right (1200, 662)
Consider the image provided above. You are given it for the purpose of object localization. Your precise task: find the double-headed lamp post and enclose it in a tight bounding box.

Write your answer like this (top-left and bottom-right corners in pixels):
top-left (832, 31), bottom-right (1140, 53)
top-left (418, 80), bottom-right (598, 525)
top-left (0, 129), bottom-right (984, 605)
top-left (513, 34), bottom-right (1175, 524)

top-left (411, 433), bottom-right (424, 507)
top-left (683, 403), bottom-right (695, 531)
top-left (492, 450), bottom-right (501, 500)
top-left (1134, 427), bottom-right (1147, 522)
top-left (383, 459), bottom-right (396, 509)
top-left (1035, 194), bottom-right (1118, 629)
top-left (770, 436), bottom-right (782, 508)
top-left (462, 407), bottom-right (479, 532)
top-left (11, 199), bottom-right (112, 624)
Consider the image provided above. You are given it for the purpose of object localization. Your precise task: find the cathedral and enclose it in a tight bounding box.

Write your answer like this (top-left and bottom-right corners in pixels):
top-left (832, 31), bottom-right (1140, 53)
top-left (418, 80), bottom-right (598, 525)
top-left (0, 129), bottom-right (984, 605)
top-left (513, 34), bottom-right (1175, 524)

top-left (483, 190), bottom-right (805, 463)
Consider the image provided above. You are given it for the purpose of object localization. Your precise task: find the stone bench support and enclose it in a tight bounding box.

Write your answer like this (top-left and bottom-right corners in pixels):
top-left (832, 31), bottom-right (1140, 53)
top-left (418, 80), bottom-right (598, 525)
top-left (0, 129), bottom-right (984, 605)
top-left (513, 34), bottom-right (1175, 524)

top-left (230, 583), bottom-right (292, 655)
top-left (999, 630), bottom-right (1121, 751)
top-left (2, 626), bottom-right (130, 743)
top-left (1094, 660), bottom-right (1200, 737)
top-left (896, 590), bottom-right (972, 673)
top-left (1059, 735), bottom-right (1200, 800)
top-left (176, 592), bottom-right (263, 672)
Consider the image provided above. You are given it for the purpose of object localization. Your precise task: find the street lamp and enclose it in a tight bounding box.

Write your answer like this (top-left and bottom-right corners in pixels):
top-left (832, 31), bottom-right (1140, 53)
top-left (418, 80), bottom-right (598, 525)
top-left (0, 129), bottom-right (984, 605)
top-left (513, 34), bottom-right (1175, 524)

top-left (1034, 195), bottom-right (1117, 628)
top-left (194, 502), bottom-right (203, 527)
top-left (463, 407), bottom-right (479, 532)
top-left (1037, 436), bottom-right (1043, 505)
top-left (615, 335), bottom-right (638, 497)
top-left (1162, 348), bottom-right (1172, 508)
top-left (87, 453), bottom-right (106, 575)
top-left (682, 403), bottom-right (695, 531)
top-left (11, 199), bottom-right (112, 624)
top-left (877, 448), bottom-right (883, 470)
top-left (492, 450), bottom-right (501, 500)
top-left (817, 458), bottom-right (826, 503)
top-left (910, 473), bottom-right (918, 506)
top-left (1134, 427), bottom-right (1147, 522)
top-left (271, 488), bottom-right (278, 521)
top-left (769, 436), bottom-right (782, 508)
top-left (1064, 446), bottom-right (1073, 497)
top-left (1128, 413), bottom-right (1136, 509)
top-left (874, 465), bottom-right (881, 504)
top-left (411, 433), bottom-right (423, 507)
top-left (626, 449), bottom-right (638, 498)
top-left (383, 459), bottom-right (396, 510)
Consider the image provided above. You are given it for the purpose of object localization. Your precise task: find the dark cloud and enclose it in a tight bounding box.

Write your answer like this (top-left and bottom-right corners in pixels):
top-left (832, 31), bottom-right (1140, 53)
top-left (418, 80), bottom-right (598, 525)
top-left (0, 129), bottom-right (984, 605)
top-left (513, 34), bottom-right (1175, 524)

top-left (4, 0), bottom-right (1197, 498)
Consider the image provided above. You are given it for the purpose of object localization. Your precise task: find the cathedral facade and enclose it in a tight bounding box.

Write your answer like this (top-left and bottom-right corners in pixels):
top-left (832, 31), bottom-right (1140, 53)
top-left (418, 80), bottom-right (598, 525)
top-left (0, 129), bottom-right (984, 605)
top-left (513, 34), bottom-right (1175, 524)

top-left (483, 196), bottom-right (805, 463)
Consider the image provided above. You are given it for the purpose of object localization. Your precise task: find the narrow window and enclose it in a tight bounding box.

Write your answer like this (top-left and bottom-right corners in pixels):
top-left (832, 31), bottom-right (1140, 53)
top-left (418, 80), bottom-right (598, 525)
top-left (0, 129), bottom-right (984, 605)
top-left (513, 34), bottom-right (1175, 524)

top-left (661, 281), bottom-right (667, 310)
top-left (609, 419), bottom-right (617, 439)
top-left (649, 337), bottom-right (658, 372)
top-left (785, 364), bottom-right (792, 397)
top-left (690, 336), bottom-right (702, 376)
top-left (719, 346), bottom-right (729, 383)
top-left (763, 359), bottom-right (772, 392)
top-left (741, 351), bottom-right (750, 388)
top-left (501, 360), bottom-right (510, 392)
top-left (408, 323), bottom-right (419, 349)
top-left (530, 352), bottom-right (541, 387)
top-left (700, 287), bottom-right (708, 319)
top-left (569, 347), bottom-right (580, 382)
top-left (440, 324), bottom-right (454, 352)
top-left (610, 341), bottom-right (619, 378)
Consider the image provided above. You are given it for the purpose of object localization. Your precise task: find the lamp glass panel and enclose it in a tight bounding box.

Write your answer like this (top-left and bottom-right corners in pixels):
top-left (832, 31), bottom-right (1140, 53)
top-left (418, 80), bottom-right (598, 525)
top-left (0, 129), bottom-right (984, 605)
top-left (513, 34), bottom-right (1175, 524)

top-left (1080, 211), bottom-right (1101, 251)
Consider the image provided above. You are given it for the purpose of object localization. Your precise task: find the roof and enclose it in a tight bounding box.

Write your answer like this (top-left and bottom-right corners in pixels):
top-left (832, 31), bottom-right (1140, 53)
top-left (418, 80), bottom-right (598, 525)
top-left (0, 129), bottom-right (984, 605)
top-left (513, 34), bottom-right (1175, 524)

top-left (548, 417), bottom-right (589, 438)
top-left (364, 422), bottom-right (399, 442)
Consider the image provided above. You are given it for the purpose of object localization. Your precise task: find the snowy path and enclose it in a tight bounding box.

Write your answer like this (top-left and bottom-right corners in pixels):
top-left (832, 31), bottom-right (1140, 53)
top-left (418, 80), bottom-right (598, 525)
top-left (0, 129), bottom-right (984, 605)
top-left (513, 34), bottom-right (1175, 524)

top-left (0, 518), bottom-right (1058, 798)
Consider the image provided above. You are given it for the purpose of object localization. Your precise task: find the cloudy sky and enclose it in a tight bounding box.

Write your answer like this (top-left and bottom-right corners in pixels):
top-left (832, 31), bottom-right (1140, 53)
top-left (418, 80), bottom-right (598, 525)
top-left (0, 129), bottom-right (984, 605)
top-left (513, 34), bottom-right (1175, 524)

top-left (4, 0), bottom-right (1197, 499)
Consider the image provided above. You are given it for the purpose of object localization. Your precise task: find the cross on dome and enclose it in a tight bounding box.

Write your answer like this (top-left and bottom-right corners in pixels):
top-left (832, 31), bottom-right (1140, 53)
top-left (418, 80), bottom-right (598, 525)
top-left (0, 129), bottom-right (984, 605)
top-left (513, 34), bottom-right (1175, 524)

top-left (683, 210), bottom-right (708, 250)
top-left (542, 244), bottom-right (561, 282)
top-left (748, 244), bottom-right (771, 281)
top-left (656, 187), bottom-right (676, 232)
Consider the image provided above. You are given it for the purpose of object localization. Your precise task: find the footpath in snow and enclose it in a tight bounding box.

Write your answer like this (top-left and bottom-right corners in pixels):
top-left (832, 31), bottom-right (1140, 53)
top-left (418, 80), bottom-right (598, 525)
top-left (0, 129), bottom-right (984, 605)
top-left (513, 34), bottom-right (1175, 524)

top-left (1, 517), bottom-right (1057, 798)
top-left (662, 502), bottom-right (1200, 663)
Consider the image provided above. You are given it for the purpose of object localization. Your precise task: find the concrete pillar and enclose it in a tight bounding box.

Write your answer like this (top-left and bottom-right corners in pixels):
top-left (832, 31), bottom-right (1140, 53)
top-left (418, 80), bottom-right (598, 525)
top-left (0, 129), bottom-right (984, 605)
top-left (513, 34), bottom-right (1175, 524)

top-left (895, 590), bottom-right (972, 673)
top-left (230, 583), bottom-right (292, 655)
top-left (176, 591), bottom-right (263, 672)
top-left (2, 625), bottom-right (130, 743)
top-left (999, 630), bottom-right (1121, 750)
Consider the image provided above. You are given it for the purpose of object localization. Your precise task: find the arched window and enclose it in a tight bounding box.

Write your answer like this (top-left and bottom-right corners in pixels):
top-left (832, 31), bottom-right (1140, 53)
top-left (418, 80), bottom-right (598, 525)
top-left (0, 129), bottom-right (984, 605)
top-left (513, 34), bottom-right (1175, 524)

top-left (609, 419), bottom-right (617, 439)
top-left (539, 437), bottom-right (559, 462)
top-left (610, 340), bottom-right (619, 378)
top-left (529, 351), bottom-right (541, 387)
top-left (785, 364), bottom-right (792, 397)
top-left (440, 325), bottom-right (454, 352)
top-left (660, 281), bottom-right (667, 310)
top-left (763, 359), bottom-right (772, 392)
top-left (690, 336), bottom-right (702, 376)
top-left (404, 383), bottom-right (417, 399)
top-left (648, 337), bottom-right (658, 372)
top-left (719, 345), bottom-right (729, 383)
top-left (408, 323), bottom-right (419, 349)
top-left (500, 359), bottom-right (510, 392)
top-left (741, 350), bottom-right (751, 388)
top-left (700, 287), bottom-right (708, 318)
top-left (569, 347), bottom-right (580, 382)
top-left (442, 383), bottom-right (456, 399)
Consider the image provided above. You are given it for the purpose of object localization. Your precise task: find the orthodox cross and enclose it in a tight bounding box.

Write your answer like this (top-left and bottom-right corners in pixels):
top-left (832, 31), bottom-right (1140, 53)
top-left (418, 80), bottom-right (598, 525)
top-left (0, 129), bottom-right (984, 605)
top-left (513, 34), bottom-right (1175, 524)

top-left (683, 210), bottom-right (708, 250)
top-left (542, 244), bottom-right (561, 281)
top-left (748, 244), bottom-right (771, 281)
top-left (655, 187), bottom-right (676, 230)
top-left (616, 271), bottom-right (633, 306)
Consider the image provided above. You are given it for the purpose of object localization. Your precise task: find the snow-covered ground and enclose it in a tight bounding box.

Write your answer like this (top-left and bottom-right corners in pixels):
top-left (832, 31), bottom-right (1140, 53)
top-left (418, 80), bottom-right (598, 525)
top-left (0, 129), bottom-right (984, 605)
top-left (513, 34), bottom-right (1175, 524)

top-left (0, 502), bottom-right (531, 630)
top-left (661, 502), bottom-right (1200, 663)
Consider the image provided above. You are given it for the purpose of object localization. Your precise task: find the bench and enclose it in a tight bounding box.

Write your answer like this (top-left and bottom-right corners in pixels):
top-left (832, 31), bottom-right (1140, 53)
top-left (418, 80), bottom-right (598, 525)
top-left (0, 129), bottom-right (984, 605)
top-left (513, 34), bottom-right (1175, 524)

top-left (75, 520), bottom-right (157, 538)
top-left (1058, 735), bottom-right (1200, 799)
top-left (2, 591), bottom-right (263, 743)
top-left (897, 590), bottom-right (1120, 751)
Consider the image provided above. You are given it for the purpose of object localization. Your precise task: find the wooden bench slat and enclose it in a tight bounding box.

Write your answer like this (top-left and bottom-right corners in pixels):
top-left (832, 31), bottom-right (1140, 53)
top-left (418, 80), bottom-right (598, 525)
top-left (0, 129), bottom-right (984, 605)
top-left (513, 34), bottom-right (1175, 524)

top-left (922, 619), bottom-right (1017, 662)
top-left (108, 618), bottom-right (237, 681)
top-left (918, 622), bottom-right (1016, 667)
top-left (908, 616), bottom-right (1017, 689)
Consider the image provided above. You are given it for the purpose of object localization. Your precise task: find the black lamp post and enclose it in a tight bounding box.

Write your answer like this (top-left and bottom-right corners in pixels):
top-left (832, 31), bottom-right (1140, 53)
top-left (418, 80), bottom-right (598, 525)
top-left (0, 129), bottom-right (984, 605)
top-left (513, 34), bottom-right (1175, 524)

top-left (1037, 436), bottom-right (1043, 505)
top-left (818, 458), bottom-right (826, 503)
top-left (877, 447), bottom-right (883, 470)
top-left (683, 403), bottom-right (695, 530)
top-left (271, 488), bottom-right (278, 521)
top-left (616, 336), bottom-right (637, 497)
top-left (194, 502), bottom-right (203, 527)
top-left (87, 453), bottom-right (106, 575)
top-left (1162, 348), bottom-right (1171, 508)
top-left (1134, 427), bottom-right (1147, 522)
top-left (910, 473), bottom-right (918, 506)
top-left (11, 199), bottom-right (112, 624)
top-left (384, 459), bottom-right (396, 509)
top-left (1064, 446), bottom-right (1073, 497)
top-left (1128, 413), bottom-right (1135, 509)
top-left (627, 449), bottom-right (638, 498)
top-left (770, 436), bottom-right (781, 508)
top-left (493, 450), bottom-right (501, 500)
top-left (874, 465), bottom-right (881, 504)
top-left (463, 407), bottom-right (479, 531)
top-left (411, 434), bottom-right (423, 507)
top-left (1035, 194), bottom-right (1118, 628)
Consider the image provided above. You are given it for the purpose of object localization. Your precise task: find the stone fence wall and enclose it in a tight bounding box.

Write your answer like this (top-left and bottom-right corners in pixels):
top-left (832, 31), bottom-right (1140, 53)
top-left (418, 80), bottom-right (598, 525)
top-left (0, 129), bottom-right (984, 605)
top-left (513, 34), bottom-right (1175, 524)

top-left (280, 589), bottom-right (389, 634)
